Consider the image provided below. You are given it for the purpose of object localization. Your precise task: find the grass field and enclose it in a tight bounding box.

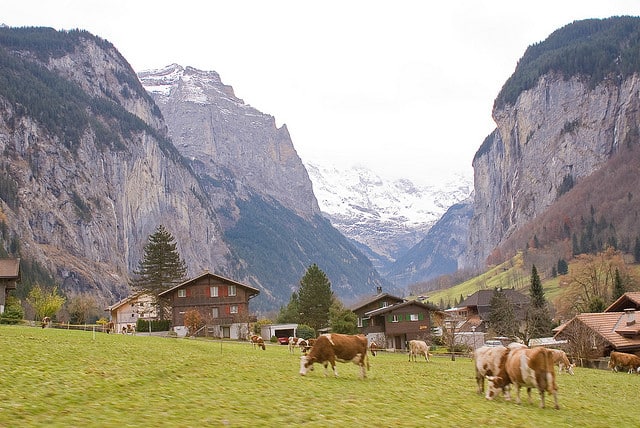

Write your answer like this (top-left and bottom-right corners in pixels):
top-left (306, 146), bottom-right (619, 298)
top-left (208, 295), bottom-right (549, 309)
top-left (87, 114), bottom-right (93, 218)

top-left (0, 325), bottom-right (637, 427)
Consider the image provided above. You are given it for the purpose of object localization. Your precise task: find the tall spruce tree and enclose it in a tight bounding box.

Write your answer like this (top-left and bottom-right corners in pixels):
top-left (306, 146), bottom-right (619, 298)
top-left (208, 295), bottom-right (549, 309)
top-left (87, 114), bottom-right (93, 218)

top-left (612, 268), bottom-right (625, 301)
top-left (525, 264), bottom-right (553, 340)
top-left (131, 225), bottom-right (187, 320)
top-left (297, 264), bottom-right (333, 332)
top-left (488, 287), bottom-right (517, 338)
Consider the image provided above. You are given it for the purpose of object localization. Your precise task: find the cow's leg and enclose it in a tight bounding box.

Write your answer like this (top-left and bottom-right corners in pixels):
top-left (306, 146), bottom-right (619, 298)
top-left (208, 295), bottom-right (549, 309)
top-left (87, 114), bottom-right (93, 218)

top-left (514, 385), bottom-right (522, 404)
top-left (323, 362), bottom-right (329, 377)
top-left (526, 387), bottom-right (533, 404)
top-left (332, 361), bottom-right (338, 377)
top-left (538, 388), bottom-right (545, 408)
top-left (360, 362), bottom-right (366, 379)
top-left (423, 351), bottom-right (429, 362)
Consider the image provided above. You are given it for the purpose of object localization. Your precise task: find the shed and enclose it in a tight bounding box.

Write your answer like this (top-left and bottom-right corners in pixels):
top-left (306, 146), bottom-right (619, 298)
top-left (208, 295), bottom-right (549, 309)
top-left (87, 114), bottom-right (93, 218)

top-left (0, 258), bottom-right (20, 314)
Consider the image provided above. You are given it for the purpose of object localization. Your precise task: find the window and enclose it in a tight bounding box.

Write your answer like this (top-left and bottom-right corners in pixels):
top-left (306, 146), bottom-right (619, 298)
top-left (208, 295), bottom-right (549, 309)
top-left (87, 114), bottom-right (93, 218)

top-left (392, 314), bottom-right (399, 322)
top-left (230, 305), bottom-right (238, 314)
top-left (178, 289), bottom-right (186, 298)
top-left (228, 285), bottom-right (236, 296)
top-left (210, 286), bottom-right (218, 297)
top-left (410, 314), bottom-right (419, 321)
top-left (357, 318), bottom-right (363, 327)
top-left (212, 307), bottom-right (219, 318)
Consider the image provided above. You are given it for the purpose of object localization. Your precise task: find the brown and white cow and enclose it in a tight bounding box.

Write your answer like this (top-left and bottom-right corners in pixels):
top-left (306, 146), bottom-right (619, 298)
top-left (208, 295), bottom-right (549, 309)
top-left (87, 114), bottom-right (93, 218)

top-left (608, 351), bottom-right (640, 373)
top-left (288, 337), bottom-right (304, 354)
top-left (474, 345), bottom-right (511, 400)
top-left (549, 348), bottom-right (575, 375)
top-left (489, 346), bottom-right (559, 409)
top-left (299, 333), bottom-right (369, 378)
top-left (250, 334), bottom-right (266, 350)
top-left (408, 340), bottom-right (432, 362)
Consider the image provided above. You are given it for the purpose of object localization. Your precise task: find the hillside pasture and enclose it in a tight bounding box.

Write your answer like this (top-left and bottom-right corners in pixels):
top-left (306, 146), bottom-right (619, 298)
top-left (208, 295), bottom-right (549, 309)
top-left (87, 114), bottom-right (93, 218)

top-left (0, 325), bottom-right (637, 427)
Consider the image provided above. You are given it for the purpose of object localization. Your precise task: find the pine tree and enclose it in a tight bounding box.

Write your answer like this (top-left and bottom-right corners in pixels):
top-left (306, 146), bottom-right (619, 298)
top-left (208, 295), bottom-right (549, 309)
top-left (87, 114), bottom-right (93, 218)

top-left (276, 291), bottom-right (300, 324)
top-left (525, 264), bottom-right (553, 340)
top-left (612, 268), bottom-right (625, 301)
top-left (488, 288), bottom-right (517, 338)
top-left (131, 225), bottom-right (187, 320)
top-left (298, 264), bottom-right (333, 332)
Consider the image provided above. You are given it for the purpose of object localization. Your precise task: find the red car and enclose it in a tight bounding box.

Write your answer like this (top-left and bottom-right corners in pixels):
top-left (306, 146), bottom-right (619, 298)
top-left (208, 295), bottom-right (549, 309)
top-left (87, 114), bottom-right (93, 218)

top-left (277, 336), bottom-right (290, 345)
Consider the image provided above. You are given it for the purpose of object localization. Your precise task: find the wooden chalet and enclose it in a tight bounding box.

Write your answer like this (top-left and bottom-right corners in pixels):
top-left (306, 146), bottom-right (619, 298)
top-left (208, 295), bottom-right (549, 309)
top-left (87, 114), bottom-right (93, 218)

top-left (106, 292), bottom-right (157, 333)
top-left (456, 288), bottom-right (530, 333)
top-left (0, 258), bottom-right (20, 314)
top-left (554, 292), bottom-right (640, 356)
top-left (158, 271), bottom-right (259, 339)
top-left (352, 288), bottom-right (441, 350)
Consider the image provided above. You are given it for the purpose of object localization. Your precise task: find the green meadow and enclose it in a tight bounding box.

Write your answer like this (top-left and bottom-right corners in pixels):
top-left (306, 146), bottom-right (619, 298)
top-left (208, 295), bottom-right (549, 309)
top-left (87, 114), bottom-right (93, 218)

top-left (0, 325), bottom-right (636, 427)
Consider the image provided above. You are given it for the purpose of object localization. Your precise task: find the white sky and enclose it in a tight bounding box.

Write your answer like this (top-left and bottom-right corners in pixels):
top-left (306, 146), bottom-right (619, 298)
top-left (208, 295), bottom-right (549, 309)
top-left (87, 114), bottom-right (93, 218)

top-left (4, 1), bottom-right (640, 185)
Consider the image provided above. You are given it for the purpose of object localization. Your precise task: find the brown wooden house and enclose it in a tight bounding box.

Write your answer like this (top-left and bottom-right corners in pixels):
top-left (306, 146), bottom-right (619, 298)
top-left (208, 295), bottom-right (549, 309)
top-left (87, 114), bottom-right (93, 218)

top-left (554, 292), bottom-right (640, 358)
top-left (456, 288), bottom-right (530, 334)
top-left (158, 271), bottom-right (259, 339)
top-left (352, 289), bottom-right (441, 350)
top-left (0, 258), bottom-right (20, 314)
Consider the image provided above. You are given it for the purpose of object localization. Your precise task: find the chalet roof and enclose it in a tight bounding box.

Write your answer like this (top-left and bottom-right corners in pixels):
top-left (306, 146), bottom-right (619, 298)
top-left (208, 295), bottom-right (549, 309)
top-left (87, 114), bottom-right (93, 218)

top-left (604, 292), bottom-right (640, 312)
top-left (0, 258), bottom-right (20, 279)
top-left (350, 292), bottom-right (404, 312)
top-left (458, 288), bottom-right (529, 308)
top-left (106, 292), bottom-right (146, 312)
top-left (554, 311), bottom-right (640, 351)
top-left (158, 270), bottom-right (260, 297)
top-left (365, 299), bottom-right (441, 317)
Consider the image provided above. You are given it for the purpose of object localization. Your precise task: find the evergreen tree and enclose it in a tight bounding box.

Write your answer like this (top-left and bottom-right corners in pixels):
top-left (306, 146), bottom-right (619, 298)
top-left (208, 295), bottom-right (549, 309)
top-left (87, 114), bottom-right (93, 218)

top-left (557, 258), bottom-right (569, 275)
top-left (634, 236), bottom-right (640, 263)
top-left (488, 288), bottom-right (517, 338)
top-left (525, 265), bottom-right (553, 339)
top-left (131, 225), bottom-right (187, 320)
top-left (276, 291), bottom-right (300, 324)
top-left (298, 264), bottom-right (333, 332)
top-left (612, 268), bottom-right (625, 301)
top-left (329, 297), bottom-right (358, 334)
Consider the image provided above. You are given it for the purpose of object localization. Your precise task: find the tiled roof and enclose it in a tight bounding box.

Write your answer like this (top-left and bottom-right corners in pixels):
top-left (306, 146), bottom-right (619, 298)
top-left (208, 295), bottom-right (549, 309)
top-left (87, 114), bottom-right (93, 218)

top-left (458, 288), bottom-right (529, 307)
top-left (158, 270), bottom-right (259, 297)
top-left (605, 291), bottom-right (640, 312)
top-left (350, 293), bottom-right (404, 311)
top-left (555, 311), bottom-right (640, 351)
top-left (365, 299), bottom-right (441, 317)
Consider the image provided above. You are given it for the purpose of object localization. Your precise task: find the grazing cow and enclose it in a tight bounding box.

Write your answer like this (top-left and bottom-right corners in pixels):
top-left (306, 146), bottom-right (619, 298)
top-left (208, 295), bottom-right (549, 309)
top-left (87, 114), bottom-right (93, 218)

top-left (474, 345), bottom-right (511, 400)
top-left (489, 346), bottom-right (559, 409)
top-left (250, 335), bottom-right (266, 350)
top-left (299, 333), bottom-right (369, 378)
top-left (370, 341), bottom-right (378, 356)
top-left (408, 340), bottom-right (432, 362)
top-left (288, 337), bottom-right (304, 354)
top-left (41, 316), bottom-right (51, 328)
top-left (549, 349), bottom-right (575, 375)
top-left (298, 338), bottom-right (314, 354)
top-left (608, 351), bottom-right (640, 373)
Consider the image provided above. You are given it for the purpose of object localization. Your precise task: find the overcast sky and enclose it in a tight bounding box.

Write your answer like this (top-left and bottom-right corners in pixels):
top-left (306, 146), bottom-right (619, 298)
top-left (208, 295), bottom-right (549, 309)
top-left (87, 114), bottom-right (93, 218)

top-left (4, 1), bottom-right (640, 185)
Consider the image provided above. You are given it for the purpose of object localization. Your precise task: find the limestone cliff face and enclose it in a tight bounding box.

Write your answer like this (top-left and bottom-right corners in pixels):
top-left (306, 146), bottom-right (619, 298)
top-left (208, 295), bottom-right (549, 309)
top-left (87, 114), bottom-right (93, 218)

top-left (0, 30), bottom-right (231, 303)
top-left (466, 72), bottom-right (640, 268)
top-left (138, 64), bottom-right (320, 221)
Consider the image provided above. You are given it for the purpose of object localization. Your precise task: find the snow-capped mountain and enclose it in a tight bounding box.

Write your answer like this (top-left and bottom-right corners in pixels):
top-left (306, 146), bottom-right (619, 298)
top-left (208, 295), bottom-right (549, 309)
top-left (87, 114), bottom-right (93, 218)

top-left (305, 163), bottom-right (473, 272)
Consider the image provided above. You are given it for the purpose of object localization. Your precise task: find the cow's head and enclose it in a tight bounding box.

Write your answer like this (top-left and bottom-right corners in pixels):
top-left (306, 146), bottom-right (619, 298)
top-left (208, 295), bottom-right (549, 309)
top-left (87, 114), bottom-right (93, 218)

top-left (485, 375), bottom-right (507, 400)
top-left (566, 363), bottom-right (576, 375)
top-left (299, 355), bottom-right (312, 376)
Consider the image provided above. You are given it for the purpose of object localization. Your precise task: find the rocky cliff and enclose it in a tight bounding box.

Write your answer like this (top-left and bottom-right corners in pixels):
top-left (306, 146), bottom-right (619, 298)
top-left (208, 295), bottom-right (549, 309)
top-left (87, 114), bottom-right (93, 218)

top-left (0, 28), bottom-right (387, 312)
top-left (466, 17), bottom-right (640, 268)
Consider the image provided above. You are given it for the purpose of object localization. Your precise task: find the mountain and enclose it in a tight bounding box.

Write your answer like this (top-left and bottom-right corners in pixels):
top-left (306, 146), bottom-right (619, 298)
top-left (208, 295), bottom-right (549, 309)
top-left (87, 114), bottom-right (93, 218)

top-left (0, 28), bottom-right (388, 314)
top-left (466, 16), bottom-right (640, 270)
top-left (305, 163), bottom-right (472, 276)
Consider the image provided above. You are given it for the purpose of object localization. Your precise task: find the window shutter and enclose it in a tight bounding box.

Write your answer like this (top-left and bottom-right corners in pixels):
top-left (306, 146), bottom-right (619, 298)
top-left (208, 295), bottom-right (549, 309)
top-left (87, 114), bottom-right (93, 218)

top-left (419, 313), bottom-right (424, 320)
top-left (186, 288), bottom-right (191, 297)
top-left (225, 305), bottom-right (230, 314)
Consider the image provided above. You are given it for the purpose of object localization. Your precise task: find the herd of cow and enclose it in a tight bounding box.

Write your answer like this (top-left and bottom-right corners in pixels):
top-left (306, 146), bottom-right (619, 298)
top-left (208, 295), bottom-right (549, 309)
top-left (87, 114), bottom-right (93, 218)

top-left (248, 332), bottom-right (640, 411)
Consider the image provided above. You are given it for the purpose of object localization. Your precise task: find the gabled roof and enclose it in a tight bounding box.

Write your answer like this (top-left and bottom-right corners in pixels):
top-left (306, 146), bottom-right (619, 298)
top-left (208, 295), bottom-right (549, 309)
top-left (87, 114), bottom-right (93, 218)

top-left (106, 292), bottom-right (147, 311)
top-left (365, 299), bottom-right (441, 317)
top-left (458, 288), bottom-right (529, 308)
top-left (351, 292), bottom-right (404, 312)
top-left (554, 311), bottom-right (640, 351)
top-left (158, 271), bottom-right (259, 297)
top-left (605, 292), bottom-right (640, 312)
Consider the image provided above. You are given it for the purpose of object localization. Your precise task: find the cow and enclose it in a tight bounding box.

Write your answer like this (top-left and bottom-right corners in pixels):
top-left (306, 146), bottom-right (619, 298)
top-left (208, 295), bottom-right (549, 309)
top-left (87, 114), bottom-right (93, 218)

top-left (608, 351), bottom-right (640, 373)
top-left (105, 321), bottom-right (115, 334)
top-left (489, 346), bottom-right (559, 409)
top-left (249, 335), bottom-right (266, 350)
top-left (549, 348), bottom-right (575, 375)
top-left (299, 338), bottom-right (314, 354)
top-left (473, 345), bottom-right (511, 400)
top-left (408, 340), bottom-right (432, 362)
top-left (288, 337), bottom-right (304, 354)
top-left (370, 341), bottom-right (379, 356)
top-left (299, 333), bottom-right (369, 378)
top-left (41, 316), bottom-right (51, 328)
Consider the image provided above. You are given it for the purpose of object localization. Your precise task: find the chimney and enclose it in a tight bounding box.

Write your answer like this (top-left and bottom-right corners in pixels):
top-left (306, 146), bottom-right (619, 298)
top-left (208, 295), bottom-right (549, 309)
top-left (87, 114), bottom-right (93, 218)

top-left (624, 308), bottom-right (636, 326)
top-left (376, 286), bottom-right (382, 295)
